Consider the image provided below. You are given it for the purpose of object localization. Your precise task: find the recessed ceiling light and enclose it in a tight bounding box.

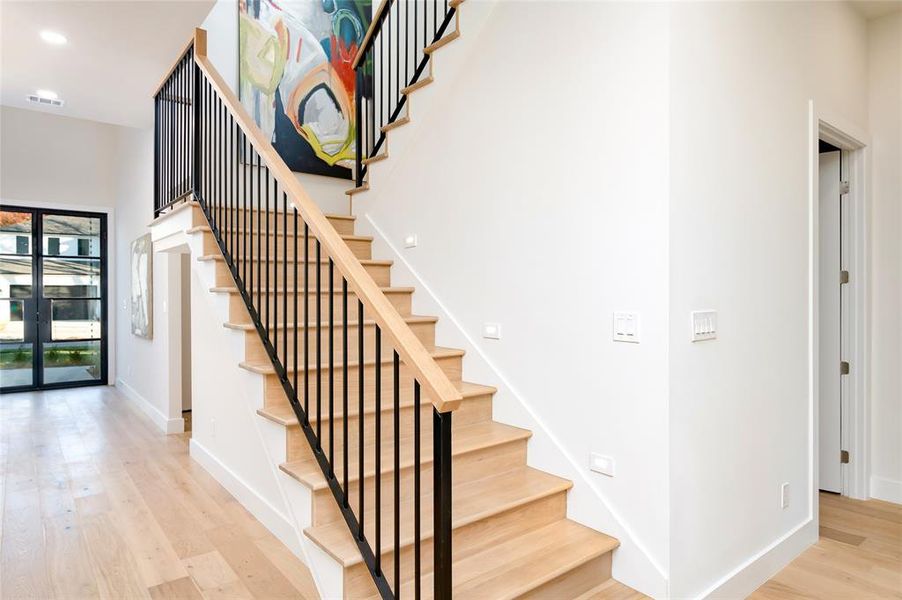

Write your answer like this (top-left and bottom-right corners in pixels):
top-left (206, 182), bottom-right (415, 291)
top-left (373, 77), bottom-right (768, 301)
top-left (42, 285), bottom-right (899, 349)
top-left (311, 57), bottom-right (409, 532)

top-left (40, 30), bottom-right (67, 45)
top-left (35, 89), bottom-right (58, 100)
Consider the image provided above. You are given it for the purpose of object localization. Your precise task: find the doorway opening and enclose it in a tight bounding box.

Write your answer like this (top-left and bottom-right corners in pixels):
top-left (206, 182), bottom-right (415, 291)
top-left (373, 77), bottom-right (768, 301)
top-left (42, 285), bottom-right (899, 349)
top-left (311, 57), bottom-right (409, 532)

top-left (815, 119), bottom-right (869, 500)
top-left (0, 206), bottom-right (108, 392)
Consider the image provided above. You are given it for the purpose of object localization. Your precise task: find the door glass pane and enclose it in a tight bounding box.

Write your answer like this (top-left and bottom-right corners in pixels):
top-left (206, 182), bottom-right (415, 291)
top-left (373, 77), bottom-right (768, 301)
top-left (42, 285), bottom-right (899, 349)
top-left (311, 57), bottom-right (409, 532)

top-left (0, 211), bottom-right (32, 255)
top-left (42, 340), bottom-right (101, 384)
top-left (51, 299), bottom-right (101, 340)
top-left (0, 341), bottom-right (33, 387)
top-left (1, 256), bottom-right (33, 298)
top-left (43, 258), bottom-right (101, 298)
top-left (43, 214), bottom-right (101, 257)
top-left (0, 299), bottom-right (26, 341)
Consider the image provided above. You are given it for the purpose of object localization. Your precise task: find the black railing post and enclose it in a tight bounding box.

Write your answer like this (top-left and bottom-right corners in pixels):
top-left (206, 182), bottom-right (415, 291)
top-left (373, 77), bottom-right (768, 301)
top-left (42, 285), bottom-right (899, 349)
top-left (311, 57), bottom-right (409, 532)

top-left (355, 68), bottom-right (364, 188)
top-left (192, 49), bottom-right (201, 203)
top-left (154, 94), bottom-right (160, 215)
top-left (433, 407), bottom-right (452, 600)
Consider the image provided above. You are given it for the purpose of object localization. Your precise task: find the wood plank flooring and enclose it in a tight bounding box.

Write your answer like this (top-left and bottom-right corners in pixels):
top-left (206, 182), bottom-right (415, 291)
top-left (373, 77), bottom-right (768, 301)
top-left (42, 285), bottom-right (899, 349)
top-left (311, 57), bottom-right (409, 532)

top-left (0, 386), bottom-right (318, 600)
top-left (753, 492), bottom-right (902, 599)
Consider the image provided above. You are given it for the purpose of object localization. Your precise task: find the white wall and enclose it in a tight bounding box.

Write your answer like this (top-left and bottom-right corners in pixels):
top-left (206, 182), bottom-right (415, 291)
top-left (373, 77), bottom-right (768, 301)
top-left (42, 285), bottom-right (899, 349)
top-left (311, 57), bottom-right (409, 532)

top-left (112, 125), bottom-right (186, 432)
top-left (868, 12), bottom-right (902, 505)
top-left (668, 2), bottom-right (869, 597)
top-left (1, 106), bottom-right (118, 208)
top-left (356, 2), bottom-right (671, 595)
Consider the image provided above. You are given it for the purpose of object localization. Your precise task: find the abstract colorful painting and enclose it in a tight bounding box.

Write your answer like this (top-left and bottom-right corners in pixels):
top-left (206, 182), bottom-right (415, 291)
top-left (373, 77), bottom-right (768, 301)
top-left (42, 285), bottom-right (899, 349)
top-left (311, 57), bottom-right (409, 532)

top-left (239, 0), bottom-right (371, 179)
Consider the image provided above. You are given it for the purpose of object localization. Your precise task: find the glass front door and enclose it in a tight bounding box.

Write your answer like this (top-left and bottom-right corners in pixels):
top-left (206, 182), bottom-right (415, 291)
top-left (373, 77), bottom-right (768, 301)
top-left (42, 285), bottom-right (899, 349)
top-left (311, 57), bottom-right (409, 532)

top-left (0, 207), bottom-right (108, 391)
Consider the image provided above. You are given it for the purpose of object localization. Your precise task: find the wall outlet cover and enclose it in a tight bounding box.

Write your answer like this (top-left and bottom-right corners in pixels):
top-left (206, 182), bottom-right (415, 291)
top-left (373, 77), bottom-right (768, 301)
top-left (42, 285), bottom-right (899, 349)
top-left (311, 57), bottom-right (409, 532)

top-left (590, 453), bottom-right (615, 477)
top-left (482, 323), bottom-right (501, 340)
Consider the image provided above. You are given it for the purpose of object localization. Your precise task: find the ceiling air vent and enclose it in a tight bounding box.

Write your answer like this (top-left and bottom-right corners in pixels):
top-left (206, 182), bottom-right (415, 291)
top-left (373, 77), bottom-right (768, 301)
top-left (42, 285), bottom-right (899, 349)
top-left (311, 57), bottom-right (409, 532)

top-left (27, 94), bottom-right (64, 107)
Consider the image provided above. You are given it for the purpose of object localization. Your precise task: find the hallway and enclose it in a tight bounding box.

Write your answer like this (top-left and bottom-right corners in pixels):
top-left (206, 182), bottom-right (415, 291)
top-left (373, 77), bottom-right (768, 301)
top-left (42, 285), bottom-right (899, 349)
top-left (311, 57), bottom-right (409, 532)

top-left (0, 386), bottom-right (317, 599)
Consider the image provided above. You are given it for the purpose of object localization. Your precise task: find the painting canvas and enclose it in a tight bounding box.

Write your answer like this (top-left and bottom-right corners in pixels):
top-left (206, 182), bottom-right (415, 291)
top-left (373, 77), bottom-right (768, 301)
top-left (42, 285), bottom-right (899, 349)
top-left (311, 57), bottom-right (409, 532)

top-left (130, 234), bottom-right (152, 339)
top-left (239, 0), bottom-right (372, 179)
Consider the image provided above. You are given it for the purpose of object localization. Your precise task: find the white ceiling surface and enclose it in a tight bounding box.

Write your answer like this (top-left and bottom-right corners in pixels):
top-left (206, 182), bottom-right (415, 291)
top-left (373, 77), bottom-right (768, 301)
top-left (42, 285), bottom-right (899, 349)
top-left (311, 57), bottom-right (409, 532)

top-left (1, 0), bottom-right (215, 129)
top-left (850, 0), bottom-right (902, 19)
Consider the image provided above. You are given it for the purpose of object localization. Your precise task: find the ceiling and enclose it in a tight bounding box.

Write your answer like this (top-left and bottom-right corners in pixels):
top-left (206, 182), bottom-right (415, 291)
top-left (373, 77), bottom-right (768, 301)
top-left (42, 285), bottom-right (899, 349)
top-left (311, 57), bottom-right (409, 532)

top-left (0, 0), bottom-right (215, 129)
top-left (849, 0), bottom-right (902, 19)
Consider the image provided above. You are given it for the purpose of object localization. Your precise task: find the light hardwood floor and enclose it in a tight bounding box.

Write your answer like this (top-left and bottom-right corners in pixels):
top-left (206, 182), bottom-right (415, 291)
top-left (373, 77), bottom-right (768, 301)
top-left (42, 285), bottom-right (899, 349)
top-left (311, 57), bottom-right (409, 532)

top-left (753, 492), bottom-right (902, 599)
top-left (0, 386), bottom-right (318, 600)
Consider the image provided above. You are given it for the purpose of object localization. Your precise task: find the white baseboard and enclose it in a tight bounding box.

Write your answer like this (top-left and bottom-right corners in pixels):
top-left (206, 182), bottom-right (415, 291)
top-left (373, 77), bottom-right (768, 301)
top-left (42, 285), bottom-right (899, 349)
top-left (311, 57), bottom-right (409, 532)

top-left (189, 438), bottom-right (301, 556)
top-left (116, 378), bottom-right (184, 434)
top-left (701, 518), bottom-right (816, 599)
top-left (870, 476), bottom-right (902, 504)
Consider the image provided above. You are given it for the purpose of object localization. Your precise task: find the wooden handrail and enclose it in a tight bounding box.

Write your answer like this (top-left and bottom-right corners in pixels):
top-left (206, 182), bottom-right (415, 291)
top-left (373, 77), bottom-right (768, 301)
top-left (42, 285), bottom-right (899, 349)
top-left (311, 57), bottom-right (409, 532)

top-left (189, 29), bottom-right (461, 413)
top-left (352, 0), bottom-right (390, 70)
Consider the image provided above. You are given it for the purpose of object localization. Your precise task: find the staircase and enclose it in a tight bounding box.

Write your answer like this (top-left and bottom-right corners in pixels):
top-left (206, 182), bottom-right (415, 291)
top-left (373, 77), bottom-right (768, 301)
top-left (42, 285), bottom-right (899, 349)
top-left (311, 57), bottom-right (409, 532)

top-left (152, 7), bottom-right (627, 598)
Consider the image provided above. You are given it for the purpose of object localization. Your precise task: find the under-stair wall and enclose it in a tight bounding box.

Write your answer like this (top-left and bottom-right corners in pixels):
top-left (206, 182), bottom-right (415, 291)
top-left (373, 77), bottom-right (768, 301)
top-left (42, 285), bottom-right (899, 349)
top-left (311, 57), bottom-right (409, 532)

top-left (350, 2), bottom-right (671, 596)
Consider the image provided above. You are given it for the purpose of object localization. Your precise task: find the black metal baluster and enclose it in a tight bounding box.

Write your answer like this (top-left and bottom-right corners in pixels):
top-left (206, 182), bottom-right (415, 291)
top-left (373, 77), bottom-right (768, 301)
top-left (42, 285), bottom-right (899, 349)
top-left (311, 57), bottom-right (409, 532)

top-left (294, 207), bottom-right (299, 416)
top-left (316, 239), bottom-right (322, 447)
top-left (329, 259), bottom-right (335, 476)
top-left (375, 325), bottom-right (382, 576)
top-left (273, 181), bottom-right (279, 364)
top-left (358, 299), bottom-right (365, 540)
top-left (265, 167), bottom-right (270, 337)
top-left (305, 223), bottom-right (310, 421)
top-left (342, 278), bottom-right (349, 506)
top-left (393, 350), bottom-right (400, 596)
top-left (249, 145), bottom-right (254, 302)
top-left (433, 407), bottom-right (452, 600)
top-left (282, 190), bottom-right (287, 372)
top-left (257, 152), bottom-right (262, 315)
top-left (414, 380), bottom-right (421, 600)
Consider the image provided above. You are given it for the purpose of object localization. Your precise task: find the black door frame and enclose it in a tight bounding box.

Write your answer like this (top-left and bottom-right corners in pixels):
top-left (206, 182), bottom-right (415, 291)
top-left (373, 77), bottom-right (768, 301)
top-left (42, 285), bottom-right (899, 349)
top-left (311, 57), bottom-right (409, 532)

top-left (1, 205), bottom-right (109, 393)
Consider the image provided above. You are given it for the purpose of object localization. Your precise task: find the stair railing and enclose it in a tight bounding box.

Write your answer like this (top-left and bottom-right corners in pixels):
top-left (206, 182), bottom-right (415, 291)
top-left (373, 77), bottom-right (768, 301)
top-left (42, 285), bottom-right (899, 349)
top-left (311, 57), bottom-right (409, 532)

top-left (153, 28), bottom-right (461, 599)
top-left (354, 0), bottom-right (460, 188)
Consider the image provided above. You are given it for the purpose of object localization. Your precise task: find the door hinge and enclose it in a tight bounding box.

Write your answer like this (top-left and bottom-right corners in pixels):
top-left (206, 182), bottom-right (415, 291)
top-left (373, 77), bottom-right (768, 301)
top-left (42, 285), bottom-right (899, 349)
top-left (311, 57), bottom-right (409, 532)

top-left (840, 181), bottom-right (850, 195)
top-left (840, 361), bottom-right (850, 375)
top-left (840, 270), bottom-right (850, 284)
top-left (841, 450), bottom-right (850, 464)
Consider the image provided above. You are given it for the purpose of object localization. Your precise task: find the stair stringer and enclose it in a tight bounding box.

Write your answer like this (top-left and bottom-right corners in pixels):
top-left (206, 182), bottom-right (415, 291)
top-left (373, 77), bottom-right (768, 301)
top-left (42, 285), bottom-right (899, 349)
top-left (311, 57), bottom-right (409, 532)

top-left (148, 204), bottom-right (342, 599)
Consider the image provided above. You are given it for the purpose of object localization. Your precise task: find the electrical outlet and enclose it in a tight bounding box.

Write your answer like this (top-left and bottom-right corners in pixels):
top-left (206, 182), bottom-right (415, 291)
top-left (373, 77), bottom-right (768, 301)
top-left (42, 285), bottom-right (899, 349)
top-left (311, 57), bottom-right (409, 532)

top-left (781, 482), bottom-right (790, 508)
top-left (482, 323), bottom-right (501, 340)
top-left (211, 417), bottom-right (217, 439)
top-left (590, 453), bottom-right (615, 477)
top-left (404, 234), bottom-right (418, 249)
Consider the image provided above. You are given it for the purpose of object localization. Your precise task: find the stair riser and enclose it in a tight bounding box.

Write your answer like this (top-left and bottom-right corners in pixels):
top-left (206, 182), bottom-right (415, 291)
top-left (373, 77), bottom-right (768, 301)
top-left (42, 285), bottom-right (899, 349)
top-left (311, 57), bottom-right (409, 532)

top-left (343, 491), bottom-right (568, 598)
top-left (207, 209), bottom-right (356, 236)
top-left (286, 389), bottom-right (500, 465)
top-left (263, 354), bottom-right (463, 407)
top-left (244, 320), bottom-right (436, 364)
top-left (521, 553), bottom-right (612, 599)
top-left (226, 291), bottom-right (412, 325)
top-left (212, 259), bottom-right (391, 287)
top-left (200, 230), bottom-right (372, 260)
top-left (309, 434), bottom-right (525, 528)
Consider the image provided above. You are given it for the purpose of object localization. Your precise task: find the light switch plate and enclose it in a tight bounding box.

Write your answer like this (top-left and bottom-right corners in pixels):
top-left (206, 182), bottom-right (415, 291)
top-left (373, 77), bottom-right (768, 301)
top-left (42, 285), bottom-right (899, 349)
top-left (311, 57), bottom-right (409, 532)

top-left (404, 234), bottom-right (418, 248)
top-left (613, 311), bottom-right (640, 343)
top-left (691, 310), bottom-right (717, 342)
top-left (781, 482), bottom-right (790, 508)
top-left (482, 323), bottom-right (501, 340)
top-left (590, 453), bottom-right (615, 477)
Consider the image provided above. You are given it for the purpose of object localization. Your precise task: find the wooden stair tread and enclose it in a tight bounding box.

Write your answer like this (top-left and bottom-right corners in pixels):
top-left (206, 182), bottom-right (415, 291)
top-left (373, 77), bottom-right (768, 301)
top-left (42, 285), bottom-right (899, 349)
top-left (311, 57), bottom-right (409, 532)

top-left (372, 520), bottom-right (619, 600)
top-left (424, 29), bottom-right (460, 54)
top-left (257, 381), bottom-right (496, 427)
top-left (305, 466), bottom-right (571, 567)
top-left (210, 285), bottom-right (414, 295)
top-left (361, 154), bottom-right (388, 166)
top-left (402, 76), bottom-right (434, 95)
top-left (224, 314), bottom-right (437, 332)
top-left (346, 184), bottom-right (370, 196)
top-left (197, 254), bottom-right (391, 266)
top-left (188, 225), bottom-right (371, 241)
top-left (239, 345), bottom-right (464, 375)
top-left (280, 420), bottom-right (531, 492)
top-left (381, 116), bottom-right (410, 133)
